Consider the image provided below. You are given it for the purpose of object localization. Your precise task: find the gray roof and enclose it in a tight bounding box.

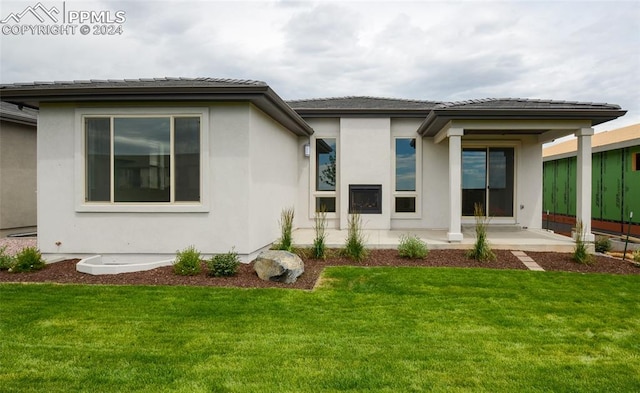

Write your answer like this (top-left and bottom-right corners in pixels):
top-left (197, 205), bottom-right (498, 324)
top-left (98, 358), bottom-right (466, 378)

top-left (0, 101), bottom-right (37, 126)
top-left (0, 77), bottom-right (313, 136)
top-left (418, 98), bottom-right (626, 136)
top-left (436, 97), bottom-right (621, 110)
top-left (288, 96), bottom-right (440, 117)
top-left (2, 77), bottom-right (267, 90)
top-left (0, 77), bottom-right (627, 135)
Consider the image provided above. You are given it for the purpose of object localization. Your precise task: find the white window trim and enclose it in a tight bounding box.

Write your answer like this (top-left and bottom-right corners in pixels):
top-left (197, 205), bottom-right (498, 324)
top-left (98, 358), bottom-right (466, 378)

top-left (391, 136), bottom-right (421, 218)
top-left (74, 107), bottom-right (210, 213)
top-left (309, 135), bottom-right (339, 219)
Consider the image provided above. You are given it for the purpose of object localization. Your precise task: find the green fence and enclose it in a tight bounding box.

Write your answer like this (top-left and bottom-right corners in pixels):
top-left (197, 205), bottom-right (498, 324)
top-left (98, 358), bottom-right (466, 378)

top-left (543, 145), bottom-right (639, 230)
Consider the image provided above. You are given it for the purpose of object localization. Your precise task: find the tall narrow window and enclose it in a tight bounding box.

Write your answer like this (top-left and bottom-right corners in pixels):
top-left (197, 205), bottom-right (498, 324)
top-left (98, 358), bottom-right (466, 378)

top-left (174, 117), bottom-right (201, 201)
top-left (85, 115), bottom-right (201, 204)
top-left (85, 118), bottom-right (111, 202)
top-left (315, 138), bottom-right (336, 212)
top-left (394, 138), bottom-right (417, 213)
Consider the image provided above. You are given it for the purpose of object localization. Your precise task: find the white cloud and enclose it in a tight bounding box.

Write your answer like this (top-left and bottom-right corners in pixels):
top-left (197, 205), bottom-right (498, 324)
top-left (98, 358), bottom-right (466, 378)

top-left (1, 0), bottom-right (638, 130)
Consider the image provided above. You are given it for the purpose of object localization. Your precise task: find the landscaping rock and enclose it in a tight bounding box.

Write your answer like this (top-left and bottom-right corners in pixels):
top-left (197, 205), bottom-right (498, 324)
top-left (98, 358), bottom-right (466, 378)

top-left (253, 250), bottom-right (304, 284)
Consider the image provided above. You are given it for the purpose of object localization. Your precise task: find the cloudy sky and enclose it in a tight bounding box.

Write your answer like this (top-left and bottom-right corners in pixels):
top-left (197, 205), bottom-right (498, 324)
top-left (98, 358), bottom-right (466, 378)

top-left (1, 0), bottom-right (638, 132)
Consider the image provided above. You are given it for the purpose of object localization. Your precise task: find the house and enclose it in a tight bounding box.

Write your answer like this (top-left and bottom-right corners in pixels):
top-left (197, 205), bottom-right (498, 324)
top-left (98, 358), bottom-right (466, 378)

top-left (0, 102), bottom-right (37, 234)
top-left (542, 123), bottom-right (640, 236)
top-left (0, 78), bottom-right (626, 264)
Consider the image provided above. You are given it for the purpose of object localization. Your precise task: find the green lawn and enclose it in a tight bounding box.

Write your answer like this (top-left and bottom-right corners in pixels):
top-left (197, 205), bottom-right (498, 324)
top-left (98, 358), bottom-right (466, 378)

top-left (1, 268), bottom-right (639, 392)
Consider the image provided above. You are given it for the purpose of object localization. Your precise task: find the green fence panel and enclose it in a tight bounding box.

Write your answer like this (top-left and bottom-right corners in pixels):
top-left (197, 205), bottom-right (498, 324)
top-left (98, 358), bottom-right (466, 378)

top-left (567, 157), bottom-right (577, 216)
top-left (543, 161), bottom-right (555, 213)
top-left (555, 158), bottom-right (568, 215)
top-left (624, 146), bottom-right (640, 224)
top-left (592, 152), bottom-right (603, 220)
top-left (601, 149), bottom-right (623, 222)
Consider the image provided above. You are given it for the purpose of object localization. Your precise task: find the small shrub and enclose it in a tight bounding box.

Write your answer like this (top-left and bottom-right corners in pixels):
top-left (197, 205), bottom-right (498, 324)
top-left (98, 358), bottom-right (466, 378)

top-left (466, 203), bottom-right (496, 262)
top-left (594, 236), bottom-right (612, 253)
top-left (207, 249), bottom-right (240, 277)
top-left (398, 234), bottom-right (429, 259)
top-left (292, 247), bottom-right (312, 259)
top-left (313, 209), bottom-right (328, 259)
top-left (173, 245), bottom-right (202, 276)
top-left (275, 207), bottom-right (295, 252)
top-left (343, 212), bottom-right (368, 262)
top-left (0, 246), bottom-right (14, 270)
top-left (633, 249), bottom-right (640, 263)
top-left (10, 247), bottom-right (45, 273)
top-left (572, 220), bottom-right (593, 265)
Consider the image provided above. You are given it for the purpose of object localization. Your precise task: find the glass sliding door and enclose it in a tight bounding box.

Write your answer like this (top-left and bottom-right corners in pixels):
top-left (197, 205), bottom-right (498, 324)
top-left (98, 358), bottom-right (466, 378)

top-left (462, 147), bottom-right (514, 217)
top-left (462, 148), bottom-right (487, 216)
top-left (488, 148), bottom-right (514, 217)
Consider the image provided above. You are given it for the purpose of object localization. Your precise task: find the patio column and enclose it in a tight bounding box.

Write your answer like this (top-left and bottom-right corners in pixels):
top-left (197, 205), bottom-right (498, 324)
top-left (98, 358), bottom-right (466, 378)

top-left (575, 127), bottom-right (595, 242)
top-left (447, 128), bottom-right (464, 242)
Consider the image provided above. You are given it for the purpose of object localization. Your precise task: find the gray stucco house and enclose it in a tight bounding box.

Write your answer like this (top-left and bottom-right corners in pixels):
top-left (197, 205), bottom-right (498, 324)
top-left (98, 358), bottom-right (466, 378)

top-left (0, 102), bottom-right (37, 233)
top-left (0, 78), bottom-right (626, 266)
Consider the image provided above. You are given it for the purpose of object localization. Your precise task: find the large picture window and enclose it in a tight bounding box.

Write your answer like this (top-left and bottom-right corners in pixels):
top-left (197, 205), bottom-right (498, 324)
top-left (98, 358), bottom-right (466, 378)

top-left (85, 115), bottom-right (201, 204)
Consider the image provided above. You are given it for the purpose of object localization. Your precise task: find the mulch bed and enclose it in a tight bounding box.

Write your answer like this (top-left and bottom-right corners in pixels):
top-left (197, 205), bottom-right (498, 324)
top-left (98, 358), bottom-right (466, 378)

top-left (0, 249), bottom-right (638, 290)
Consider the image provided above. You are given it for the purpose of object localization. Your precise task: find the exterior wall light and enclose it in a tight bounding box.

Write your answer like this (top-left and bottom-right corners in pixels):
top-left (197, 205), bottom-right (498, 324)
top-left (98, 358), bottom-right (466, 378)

top-left (304, 143), bottom-right (310, 157)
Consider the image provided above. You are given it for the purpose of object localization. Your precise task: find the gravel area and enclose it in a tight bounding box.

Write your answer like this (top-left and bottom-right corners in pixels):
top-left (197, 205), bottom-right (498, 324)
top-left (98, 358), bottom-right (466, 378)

top-left (0, 237), bottom-right (37, 255)
top-left (1, 248), bottom-right (637, 290)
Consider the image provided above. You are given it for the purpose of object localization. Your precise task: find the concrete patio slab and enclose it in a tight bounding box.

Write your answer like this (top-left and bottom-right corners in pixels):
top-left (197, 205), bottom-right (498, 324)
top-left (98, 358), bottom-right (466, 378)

top-left (293, 228), bottom-right (575, 252)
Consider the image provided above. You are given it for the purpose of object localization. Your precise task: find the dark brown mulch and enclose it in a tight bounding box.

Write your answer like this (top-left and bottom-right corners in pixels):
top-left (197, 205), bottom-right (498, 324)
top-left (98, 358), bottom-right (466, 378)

top-left (0, 249), bottom-right (637, 291)
top-left (528, 252), bottom-right (640, 275)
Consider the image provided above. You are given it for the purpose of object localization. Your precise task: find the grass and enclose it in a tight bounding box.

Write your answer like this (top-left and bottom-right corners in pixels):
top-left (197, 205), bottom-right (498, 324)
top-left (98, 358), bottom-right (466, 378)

top-left (1, 269), bottom-right (639, 392)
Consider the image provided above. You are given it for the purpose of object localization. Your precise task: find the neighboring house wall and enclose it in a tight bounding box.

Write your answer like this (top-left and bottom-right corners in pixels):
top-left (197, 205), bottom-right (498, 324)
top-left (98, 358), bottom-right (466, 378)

top-left (37, 102), bottom-right (300, 260)
top-left (0, 118), bottom-right (37, 230)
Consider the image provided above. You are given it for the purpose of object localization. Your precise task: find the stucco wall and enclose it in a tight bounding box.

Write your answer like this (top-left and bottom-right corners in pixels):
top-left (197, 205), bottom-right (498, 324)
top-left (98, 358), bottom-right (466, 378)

top-left (248, 105), bottom-right (300, 252)
top-left (298, 118), bottom-right (340, 229)
top-left (0, 120), bottom-right (37, 229)
top-left (517, 137), bottom-right (543, 229)
top-left (339, 118), bottom-right (392, 229)
top-left (296, 117), bottom-right (544, 231)
top-left (36, 102), bottom-right (299, 260)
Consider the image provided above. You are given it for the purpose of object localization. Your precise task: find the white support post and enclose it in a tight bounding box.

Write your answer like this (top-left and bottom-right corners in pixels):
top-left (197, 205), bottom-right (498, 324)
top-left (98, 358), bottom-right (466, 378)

top-left (575, 127), bottom-right (595, 242)
top-left (447, 128), bottom-right (464, 242)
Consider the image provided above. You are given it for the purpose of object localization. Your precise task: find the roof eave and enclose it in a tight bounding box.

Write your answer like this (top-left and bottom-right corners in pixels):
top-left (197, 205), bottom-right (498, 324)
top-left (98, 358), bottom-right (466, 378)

top-left (0, 112), bottom-right (37, 126)
top-left (0, 85), bottom-right (314, 136)
top-left (418, 108), bottom-right (627, 136)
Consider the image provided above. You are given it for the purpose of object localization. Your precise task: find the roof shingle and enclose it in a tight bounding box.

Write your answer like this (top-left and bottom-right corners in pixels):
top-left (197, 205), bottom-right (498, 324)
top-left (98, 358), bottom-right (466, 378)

top-left (436, 98), bottom-right (621, 110)
top-left (288, 96), bottom-right (440, 110)
top-left (1, 77), bottom-right (267, 90)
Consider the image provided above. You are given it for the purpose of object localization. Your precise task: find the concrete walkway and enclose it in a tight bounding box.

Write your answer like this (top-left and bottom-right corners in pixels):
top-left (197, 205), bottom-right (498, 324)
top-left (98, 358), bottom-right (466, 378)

top-left (293, 227), bottom-right (575, 253)
top-left (511, 250), bottom-right (545, 271)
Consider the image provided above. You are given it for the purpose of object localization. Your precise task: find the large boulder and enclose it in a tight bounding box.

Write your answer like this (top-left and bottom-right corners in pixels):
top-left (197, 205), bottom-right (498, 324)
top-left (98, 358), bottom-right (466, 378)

top-left (253, 250), bottom-right (304, 284)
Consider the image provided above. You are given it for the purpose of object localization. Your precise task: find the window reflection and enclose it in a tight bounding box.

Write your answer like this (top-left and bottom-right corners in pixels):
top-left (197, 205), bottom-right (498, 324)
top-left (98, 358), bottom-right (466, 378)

top-left (316, 138), bottom-right (336, 191)
top-left (114, 118), bottom-right (171, 202)
top-left (395, 138), bottom-right (416, 192)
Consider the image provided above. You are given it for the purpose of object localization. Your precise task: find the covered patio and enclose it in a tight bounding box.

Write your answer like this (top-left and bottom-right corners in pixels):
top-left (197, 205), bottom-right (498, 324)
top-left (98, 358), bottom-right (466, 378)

top-left (417, 99), bottom-right (627, 243)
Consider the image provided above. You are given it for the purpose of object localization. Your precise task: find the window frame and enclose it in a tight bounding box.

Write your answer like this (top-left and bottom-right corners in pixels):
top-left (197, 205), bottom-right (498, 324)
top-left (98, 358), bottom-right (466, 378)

top-left (74, 107), bottom-right (209, 213)
top-left (391, 136), bottom-right (421, 218)
top-left (310, 135), bottom-right (339, 219)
